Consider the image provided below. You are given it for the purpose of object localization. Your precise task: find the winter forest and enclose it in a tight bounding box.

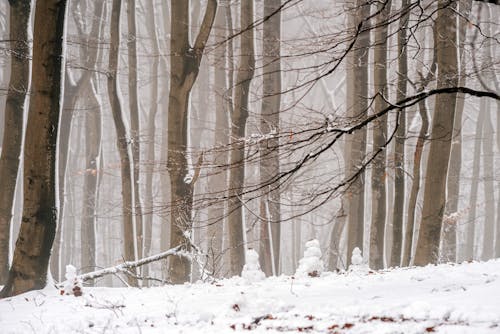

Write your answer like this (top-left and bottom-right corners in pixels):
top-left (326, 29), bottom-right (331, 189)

top-left (0, 0), bottom-right (500, 333)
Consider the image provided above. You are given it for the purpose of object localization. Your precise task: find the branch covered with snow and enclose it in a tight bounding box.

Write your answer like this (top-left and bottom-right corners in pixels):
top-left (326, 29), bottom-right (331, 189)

top-left (57, 246), bottom-right (188, 286)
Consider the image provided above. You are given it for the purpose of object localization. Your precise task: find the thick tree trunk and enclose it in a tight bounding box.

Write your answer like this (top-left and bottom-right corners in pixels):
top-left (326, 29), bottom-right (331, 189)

top-left (345, 0), bottom-right (370, 268)
top-left (370, 0), bottom-right (391, 270)
top-left (390, 0), bottom-right (409, 267)
top-left (259, 0), bottom-right (282, 277)
top-left (107, 0), bottom-right (138, 287)
top-left (0, 0), bottom-right (30, 285)
top-left (415, 1), bottom-right (458, 266)
top-left (167, 0), bottom-right (217, 283)
top-left (0, 0), bottom-right (67, 297)
top-left (228, 0), bottom-right (256, 276)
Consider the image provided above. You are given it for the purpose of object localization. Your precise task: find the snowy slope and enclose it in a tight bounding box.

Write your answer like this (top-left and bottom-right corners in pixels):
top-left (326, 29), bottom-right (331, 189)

top-left (1, 260), bottom-right (499, 333)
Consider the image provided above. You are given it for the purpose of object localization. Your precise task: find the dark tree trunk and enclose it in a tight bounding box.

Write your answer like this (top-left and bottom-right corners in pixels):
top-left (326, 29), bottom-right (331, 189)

top-left (0, 0), bottom-right (67, 297)
top-left (0, 0), bottom-right (30, 285)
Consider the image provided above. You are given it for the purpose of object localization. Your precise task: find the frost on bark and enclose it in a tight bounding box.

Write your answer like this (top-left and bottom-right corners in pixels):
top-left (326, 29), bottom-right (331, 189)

top-left (0, 0), bottom-right (67, 297)
top-left (228, 0), bottom-right (256, 276)
top-left (167, 0), bottom-right (217, 283)
top-left (0, 0), bottom-right (30, 284)
top-left (414, 1), bottom-right (459, 266)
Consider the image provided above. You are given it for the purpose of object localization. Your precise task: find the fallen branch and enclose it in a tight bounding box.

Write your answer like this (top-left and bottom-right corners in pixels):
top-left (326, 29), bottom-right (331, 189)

top-left (57, 245), bottom-right (188, 286)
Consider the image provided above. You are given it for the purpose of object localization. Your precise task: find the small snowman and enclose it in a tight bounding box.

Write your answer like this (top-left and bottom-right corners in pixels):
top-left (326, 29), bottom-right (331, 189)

top-left (241, 249), bottom-right (266, 283)
top-left (295, 239), bottom-right (324, 277)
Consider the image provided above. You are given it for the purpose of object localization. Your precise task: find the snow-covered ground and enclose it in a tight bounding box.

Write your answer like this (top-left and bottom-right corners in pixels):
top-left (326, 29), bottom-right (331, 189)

top-left (1, 260), bottom-right (499, 333)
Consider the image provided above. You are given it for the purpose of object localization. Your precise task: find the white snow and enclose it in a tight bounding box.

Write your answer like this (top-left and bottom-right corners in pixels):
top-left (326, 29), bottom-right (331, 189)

top-left (1, 260), bottom-right (500, 333)
top-left (295, 239), bottom-right (324, 277)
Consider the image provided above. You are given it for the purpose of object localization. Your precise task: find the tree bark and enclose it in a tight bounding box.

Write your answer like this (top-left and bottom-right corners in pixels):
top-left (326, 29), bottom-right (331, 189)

top-left (259, 0), bottom-right (282, 277)
top-left (345, 0), bottom-right (370, 268)
top-left (167, 0), bottom-right (217, 283)
top-left (415, 1), bottom-right (458, 266)
top-left (127, 0), bottom-right (143, 261)
top-left (390, 0), bottom-right (409, 267)
top-left (107, 0), bottom-right (138, 286)
top-left (443, 0), bottom-right (472, 263)
top-left (370, 0), bottom-right (391, 270)
top-left (0, 0), bottom-right (30, 285)
top-left (207, 2), bottom-right (230, 277)
top-left (0, 0), bottom-right (67, 297)
top-left (481, 99), bottom-right (495, 261)
top-left (228, 0), bottom-right (256, 276)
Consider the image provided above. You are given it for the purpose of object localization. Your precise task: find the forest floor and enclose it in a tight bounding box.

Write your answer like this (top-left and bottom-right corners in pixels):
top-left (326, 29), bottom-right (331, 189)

top-left (1, 259), bottom-right (499, 333)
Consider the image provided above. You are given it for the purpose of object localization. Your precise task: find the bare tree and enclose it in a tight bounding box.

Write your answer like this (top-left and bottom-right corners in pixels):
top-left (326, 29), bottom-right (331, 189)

top-left (228, 0), bottom-right (256, 276)
top-left (0, 0), bottom-right (67, 297)
top-left (414, 0), bottom-right (459, 266)
top-left (0, 0), bottom-right (30, 284)
top-left (259, 0), bottom-right (282, 276)
top-left (107, 0), bottom-right (138, 286)
top-left (167, 0), bottom-right (217, 283)
top-left (370, 0), bottom-right (391, 270)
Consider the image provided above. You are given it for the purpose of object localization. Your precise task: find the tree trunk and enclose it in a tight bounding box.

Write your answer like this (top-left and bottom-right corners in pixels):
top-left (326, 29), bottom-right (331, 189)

top-left (259, 0), bottom-right (282, 277)
top-left (0, 0), bottom-right (67, 297)
top-left (207, 3), bottom-right (230, 277)
top-left (390, 0), bottom-right (409, 267)
top-left (370, 0), bottom-right (391, 270)
top-left (167, 0), bottom-right (217, 283)
top-left (443, 0), bottom-right (472, 263)
top-left (0, 0), bottom-right (30, 285)
top-left (142, 0), bottom-right (162, 283)
top-left (228, 0), bottom-right (255, 276)
top-left (127, 0), bottom-right (143, 261)
top-left (414, 1), bottom-right (458, 265)
top-left (463, 103), bottom-right (484, 261)
top-left (481, 99), bottom-right (494, 261)
top-left (107, 0), bottom-right (138, 287)
top-left (345, 0), bottom-right (370, 268)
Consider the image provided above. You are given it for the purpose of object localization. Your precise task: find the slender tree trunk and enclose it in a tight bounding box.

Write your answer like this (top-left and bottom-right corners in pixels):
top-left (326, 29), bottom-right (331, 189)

top-left (463, 104), bottom-right (484, 261)
top-left (142, 0), bottom-right (162, 282)
top-left (443, 0), bottom-right (472, 263)
top-left (345, 0), bottom-right (370, 267)
top-left (127, 0), bottom-right (143, 261)
top-left (481, 99), bottom-right (495, 261)
top-left (259, 0), bottom-right (282, 277)
top-left (107, 0), bottom-right (138, 286)
top-left (414, 0), bottom-right (459, 265)
top-left (0, 0), bottom-right (30, 285)
top-left (390, 0), bottom-right (409, 267)
top-left (167, 0), bottom-right (217, 283)
top-left (370, 0), bottom-right (391, 270)
top-left (228, 0), bottom-right (256, 276)
top-left (0, 0), bottom-right (67, 297)
top-left (207, 3), bottom-right (230, 277)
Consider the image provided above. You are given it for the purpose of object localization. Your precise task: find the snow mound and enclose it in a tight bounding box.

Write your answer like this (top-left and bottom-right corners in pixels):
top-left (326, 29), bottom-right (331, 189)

top-left (296, 239), bottom-right (324, 277)
top-left (63, 264), bottom-right (83, 296)
top-left (241, 249), bottom-right (265, 282)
